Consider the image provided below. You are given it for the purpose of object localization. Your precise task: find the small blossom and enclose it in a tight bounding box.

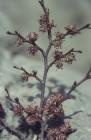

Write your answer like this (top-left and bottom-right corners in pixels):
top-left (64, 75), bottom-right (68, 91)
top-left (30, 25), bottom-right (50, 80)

top-left (64, 52), bottom-right (76, 64)
top-left (25, 105), bottom-right (38, 114)
top-left (27, 32), bottom-right (38, 42)
top-left (55, 61), bottom-right (63, 69)
top-left (53, 50), bottom-right (63, 61)
top-left (39, 14), bottom-right (55, 32)
top-left (16, 37), bottom-right (24, 47)
top-left (26, 115), bottom-right (41, 125)
top-left (21, 72), bottom-right (29, 81)
top-left (28, 45), bottom-right (38, 56)
top-left (47, 122), bottom-right (74, 140)
top-left (53, 32), bottom-right (64, 49)
top-left (65, 25), bottom-right (78, 34)
top-left (53, 51), bottom-right (64, 69)
top-left (13, 105), bottom-right (23, 116)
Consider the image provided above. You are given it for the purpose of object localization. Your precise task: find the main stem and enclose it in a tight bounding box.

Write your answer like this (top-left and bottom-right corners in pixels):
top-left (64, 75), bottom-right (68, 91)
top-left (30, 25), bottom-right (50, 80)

top-left (40, 53), bottom-right (48, 140)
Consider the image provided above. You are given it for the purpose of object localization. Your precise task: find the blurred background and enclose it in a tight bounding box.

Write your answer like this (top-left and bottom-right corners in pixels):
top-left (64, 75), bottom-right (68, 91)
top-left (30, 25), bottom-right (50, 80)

top-left (0, 0), bottom-right (91, 140)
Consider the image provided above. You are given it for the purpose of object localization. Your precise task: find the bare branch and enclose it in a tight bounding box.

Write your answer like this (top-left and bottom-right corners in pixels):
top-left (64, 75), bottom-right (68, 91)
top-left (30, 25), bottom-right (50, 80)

top-left (39, 0), bottom-right (47, 15)
top-left (13, 66), bottom-right (42, 83)
top-left (64, 48), bottom-right (82, 56)
top-left (66, 67), bottom-right (91, 97)
top-left (0, 119), bottom-right (25, 140)
top-left (47, 60), bottom-right (56, 71)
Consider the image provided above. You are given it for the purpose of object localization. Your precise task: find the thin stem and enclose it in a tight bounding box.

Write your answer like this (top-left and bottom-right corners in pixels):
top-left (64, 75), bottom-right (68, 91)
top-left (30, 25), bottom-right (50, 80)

top-left (39, 1), bottom-right (52, 139)
top-left (66, 67), bottom-right (91, 97)
top-left (62, 24), bottom-right (91, 39)
top-left (40, 54), bottom-right (48, 140)
top-left (13, 66), bottom-right (42, 83)
top-left (47, 60), bottom-right (56, 71)
top-left (0, 119), bottom-right (25, 140)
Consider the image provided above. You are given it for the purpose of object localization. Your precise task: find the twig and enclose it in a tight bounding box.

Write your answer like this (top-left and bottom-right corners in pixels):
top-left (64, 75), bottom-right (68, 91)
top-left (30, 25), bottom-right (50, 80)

top-left (64, 48), bottom-right (82, 56)
top-left (13, 66), bottom-right (42, 83)
top-left (39, 0), bottom-right (48, 15)
top-left (7, 31), bottom-right (45, 57)
top-left (47, 60), bottom-right (56, 71)
top-left (0, 119), bottom-right (25, 140)
top-left (66, 67), bottom-right (91, 97)
top-left (62, 24), bottom-right (91, 39)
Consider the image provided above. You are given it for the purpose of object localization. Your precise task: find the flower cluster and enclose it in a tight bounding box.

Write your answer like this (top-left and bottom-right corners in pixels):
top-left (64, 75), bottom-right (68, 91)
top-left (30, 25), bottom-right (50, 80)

top-left (28, 45), bottom-right (38, 56)
top-left (44, 92), bottom-right (64, 120)
top-left (13, 104), bottom-right (23, 116)
top-left (16, 36), bottom-right (24, 47)
top-left (39, 14), bottom-right (55, 32)
top-left (53, 32), bottom-right (64, 49)
top-left (21, 72), bottom-right (29, 81)
top-left (27, 32), bottom-right (38, 42)
top-left (53, 50), bottom-right (76, 69)
top-left (47, 122), bottom-right (75, 140)
top-left (25, 105), bottom-right (41, 125)
top-left (65, 25), bottom-right (78, 35)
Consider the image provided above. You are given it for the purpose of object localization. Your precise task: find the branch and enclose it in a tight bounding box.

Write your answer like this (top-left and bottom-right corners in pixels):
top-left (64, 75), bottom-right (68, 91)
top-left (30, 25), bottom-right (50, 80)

top-left (66, 67), bottom-right (91, 97)
top-left (0, 119), bottom-right (25, 140)
top-left (64, 48), bottom-right (82, 56)
top-left (62, 24), bottom-right (91, 39)
top-left (47, 60), bottom-right (56, 71)
top-left (39, 0), bottom-right (47, 15)
top-left (7, 31), bottom-right (45, 57)
top-left (13, 66), bottom-right (42, 83)
top-left (47, 48), bottom-right (82, 71)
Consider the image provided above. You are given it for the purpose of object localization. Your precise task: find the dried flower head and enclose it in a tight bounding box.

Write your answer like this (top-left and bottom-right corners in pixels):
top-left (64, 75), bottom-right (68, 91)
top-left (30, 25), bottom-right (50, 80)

top-left (21, 72), bottom-right (29, 81)
top-left (53, 50), bottom-right (76, 69)
top-left (25, 105), bottom-right (41, 125)
top-left (13, 105), bottom-right (23, 116)
top-left (53, 51), bottom-right (63, 61)
top-left (47, 122), bottom-right (75, 140)
top-left (25, 105), bottom-right (38, 115)
top-left (16, 36), bottom-right (24, 47)
top-left (44, 92), bottom-right (64, 120)
top-left (39, 14), bottom-right (55, 32)
top-left (53, 32), bottom-right (64, 49)
top-left (28, 45), bottom-right (38, 56)
top-left (27, 32), bottom-right (38, 42)
top-left (65, 25), bottom-right (78, 35)
top-left (64, 52), bottom-right (76, 64)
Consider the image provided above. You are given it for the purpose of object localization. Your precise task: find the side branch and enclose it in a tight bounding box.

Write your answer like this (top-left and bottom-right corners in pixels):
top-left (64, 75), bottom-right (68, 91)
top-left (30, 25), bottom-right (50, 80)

top-left (47, 48), bottom-right (82, 71)
top-left (13, 66), bottom-right (42, 83)
top-left (47, 60), bottom-right (56, 71)
top-left (7, 31), bottom-right (45, 57)
top-left (0, 119), bottom-right (24, 140)
top-left (62, 24), bottom-right (91, 39)
top-left (66, 67), bottom-right (91, 97)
